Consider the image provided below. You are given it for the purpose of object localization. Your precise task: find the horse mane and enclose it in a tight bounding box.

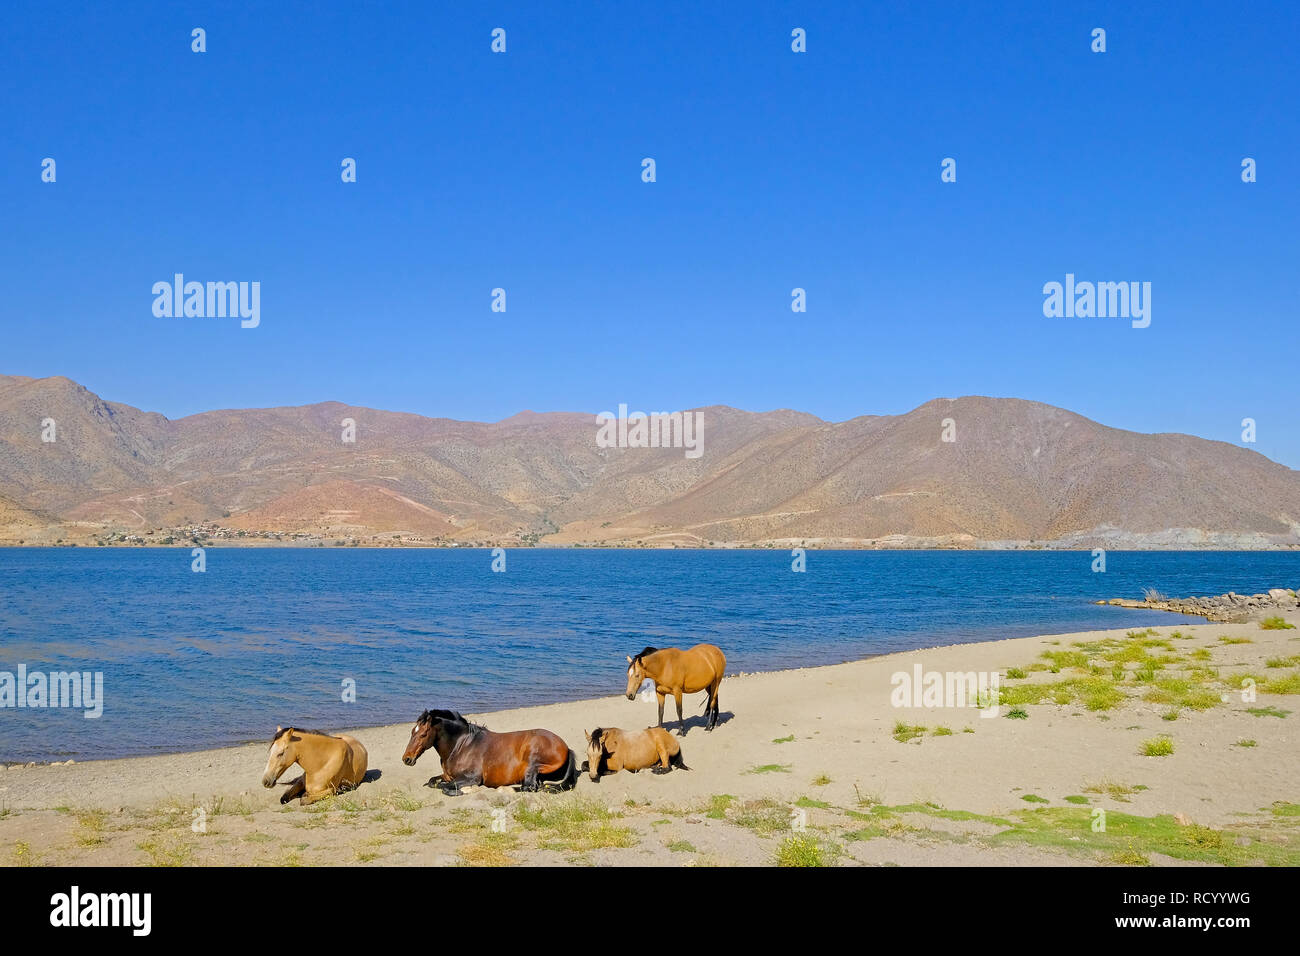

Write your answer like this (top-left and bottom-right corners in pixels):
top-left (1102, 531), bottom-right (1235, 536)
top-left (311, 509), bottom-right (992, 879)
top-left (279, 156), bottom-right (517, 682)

top-left (589, 727), bottom-right (607, 749)
top-left (271, 727), bottom-right (337, 742)
top-left (418, 709), bottom-right (489, 735)
top-left (633, 646), bottom-right (659, 663)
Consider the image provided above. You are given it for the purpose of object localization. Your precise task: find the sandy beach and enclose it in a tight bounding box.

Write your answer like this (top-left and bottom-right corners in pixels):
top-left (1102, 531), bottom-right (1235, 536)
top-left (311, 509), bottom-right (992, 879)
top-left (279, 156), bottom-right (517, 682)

top-left (3, 613), bottom-right (1298, 867)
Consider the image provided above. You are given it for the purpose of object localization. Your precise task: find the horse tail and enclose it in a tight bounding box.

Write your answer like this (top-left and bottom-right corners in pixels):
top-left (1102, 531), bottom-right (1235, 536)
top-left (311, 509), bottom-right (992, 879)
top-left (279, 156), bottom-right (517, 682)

top-left (671, 749), bottom-right (690, 772)
top-left (559, 748), bottom-right (580, 790)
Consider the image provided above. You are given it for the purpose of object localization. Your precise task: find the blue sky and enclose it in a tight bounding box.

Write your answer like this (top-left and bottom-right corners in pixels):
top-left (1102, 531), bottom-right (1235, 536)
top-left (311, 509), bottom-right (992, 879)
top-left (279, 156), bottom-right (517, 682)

top-left (3, 2), bottom-right (1297, 465)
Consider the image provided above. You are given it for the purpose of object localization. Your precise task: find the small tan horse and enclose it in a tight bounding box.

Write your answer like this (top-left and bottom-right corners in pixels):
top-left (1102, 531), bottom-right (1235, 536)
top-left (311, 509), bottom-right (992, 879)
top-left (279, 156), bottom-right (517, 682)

top-left (262, 726), bottom-right (369, 805)
top-left (584, 727), bottom-right (689, 781)
top-left (625, 644), bottom-right (726, 734)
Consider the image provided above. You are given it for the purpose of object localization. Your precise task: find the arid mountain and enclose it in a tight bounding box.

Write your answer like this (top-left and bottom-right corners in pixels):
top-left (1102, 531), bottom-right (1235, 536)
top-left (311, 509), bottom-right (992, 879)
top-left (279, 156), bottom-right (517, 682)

top-left (1, 374), bottom-right (1297, 548)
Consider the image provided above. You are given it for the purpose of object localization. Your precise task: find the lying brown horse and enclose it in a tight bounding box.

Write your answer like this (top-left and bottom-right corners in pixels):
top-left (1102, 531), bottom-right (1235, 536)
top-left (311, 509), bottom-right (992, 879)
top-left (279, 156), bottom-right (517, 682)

top-left (584, 726), bottom-right (689, 781)
top-left (402, 709), bottom-right (578, 795)
top-left (262, 726), bottom-right (369, 805)
top-left (625, 643), bottom-right (726, 734)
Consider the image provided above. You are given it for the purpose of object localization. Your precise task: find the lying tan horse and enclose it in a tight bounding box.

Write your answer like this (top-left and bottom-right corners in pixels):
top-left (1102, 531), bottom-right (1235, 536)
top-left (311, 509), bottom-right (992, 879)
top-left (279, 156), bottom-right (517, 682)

top-left (402, 709), bottom-right (579, 795)
top-left (625, 643), bottom-right (726, 734)
top-left (584, 726), bottom-right (689, 781)
top-left (262, 726), bottom-right (368, 805)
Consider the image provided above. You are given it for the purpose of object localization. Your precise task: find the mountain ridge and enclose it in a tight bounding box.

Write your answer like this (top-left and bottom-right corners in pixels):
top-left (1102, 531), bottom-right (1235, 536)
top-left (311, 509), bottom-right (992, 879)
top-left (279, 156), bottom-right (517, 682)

top-left (1, 374), bottom-right (1296, 549)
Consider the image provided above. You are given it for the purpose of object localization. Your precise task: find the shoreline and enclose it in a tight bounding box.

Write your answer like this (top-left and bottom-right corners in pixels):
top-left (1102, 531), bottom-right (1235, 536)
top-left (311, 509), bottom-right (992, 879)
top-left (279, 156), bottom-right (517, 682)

top-left (5, 541), bottom-right (1300, 550)
top-left (0, 594), bottom-right (1285, 768)
top-left (2, 605), bottom-right (1183, 767)
top-left (4, 613), bottom-right (1298, 865)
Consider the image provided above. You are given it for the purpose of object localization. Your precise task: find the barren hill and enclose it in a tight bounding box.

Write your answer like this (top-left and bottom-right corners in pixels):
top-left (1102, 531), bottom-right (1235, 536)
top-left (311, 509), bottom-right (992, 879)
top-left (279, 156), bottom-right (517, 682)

top-left (1, 374), bottom-right (1297, 548)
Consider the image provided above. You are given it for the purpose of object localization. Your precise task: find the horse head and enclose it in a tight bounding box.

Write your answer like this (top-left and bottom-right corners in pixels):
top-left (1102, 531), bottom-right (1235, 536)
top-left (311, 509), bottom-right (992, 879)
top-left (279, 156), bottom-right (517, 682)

top-left (263, 726), bottom-right (298, 787)
top-left (403, 709), bottom-right (467, 766)
top-left (584, 728), bottom-right (609, 781)
top-left (625, 647), bottom-right (658, 699)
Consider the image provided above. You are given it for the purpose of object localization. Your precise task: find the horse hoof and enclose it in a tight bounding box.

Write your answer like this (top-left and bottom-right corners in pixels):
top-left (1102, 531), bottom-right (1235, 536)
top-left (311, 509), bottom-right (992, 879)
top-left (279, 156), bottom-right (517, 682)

top-left (652, 767), bottom-right (670, 775)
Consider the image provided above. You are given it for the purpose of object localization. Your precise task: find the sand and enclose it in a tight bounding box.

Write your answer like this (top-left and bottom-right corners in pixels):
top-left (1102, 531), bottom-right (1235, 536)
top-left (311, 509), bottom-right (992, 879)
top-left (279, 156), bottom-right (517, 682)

top-left (2, 614), bottom-right (1298, 867)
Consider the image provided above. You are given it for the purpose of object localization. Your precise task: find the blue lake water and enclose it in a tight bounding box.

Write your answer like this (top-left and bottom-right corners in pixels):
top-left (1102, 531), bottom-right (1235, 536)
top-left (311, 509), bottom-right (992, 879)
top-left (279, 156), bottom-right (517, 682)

top-left (1, 548), bottom-right (1297, 762)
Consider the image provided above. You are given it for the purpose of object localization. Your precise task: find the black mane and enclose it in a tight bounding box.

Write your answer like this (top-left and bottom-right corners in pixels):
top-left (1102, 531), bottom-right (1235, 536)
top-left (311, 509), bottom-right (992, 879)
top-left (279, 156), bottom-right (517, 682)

top-left (588, 727), bottom-right (607, 749)
top-left (418, 709), bottom-right (488, 734)
top-left (633, 646), bottom-right (659, 662)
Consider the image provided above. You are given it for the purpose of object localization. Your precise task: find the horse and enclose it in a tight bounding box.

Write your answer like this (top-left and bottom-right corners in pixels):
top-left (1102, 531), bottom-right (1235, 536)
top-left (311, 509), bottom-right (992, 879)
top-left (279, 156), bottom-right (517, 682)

top-left (625, 643), bottom-right (726, 734)
top-left (401, 709), bottom-right (579, 795)
top-left (262, 726), bottom-right (369, 805)
top-left (584, 726), bottom-right (689, 781)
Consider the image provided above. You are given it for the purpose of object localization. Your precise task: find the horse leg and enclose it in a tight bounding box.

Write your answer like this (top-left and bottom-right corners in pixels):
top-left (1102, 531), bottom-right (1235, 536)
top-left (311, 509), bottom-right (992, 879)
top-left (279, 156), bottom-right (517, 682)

top-left (279, 774), bottom-right (307, 804)
top-left (651, 739), bottom-right (672, 774)
top-left (300, 786), bottom-right (336, 806)
top-left (674, 689), bottom-right (685, 735)
top-left (440, 772), bottom-right (481, 797)
top-left (656, 691), bottom-right (666, 727)
top-left (708, 682), bottom-right (721, 730)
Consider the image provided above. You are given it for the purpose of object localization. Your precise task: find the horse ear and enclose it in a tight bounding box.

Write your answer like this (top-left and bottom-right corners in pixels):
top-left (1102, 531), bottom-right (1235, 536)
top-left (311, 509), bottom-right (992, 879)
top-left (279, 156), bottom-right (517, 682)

top-left (276, 725), bottom-right (282, 733)
top-left (626, 655), bottom-right (633, 663)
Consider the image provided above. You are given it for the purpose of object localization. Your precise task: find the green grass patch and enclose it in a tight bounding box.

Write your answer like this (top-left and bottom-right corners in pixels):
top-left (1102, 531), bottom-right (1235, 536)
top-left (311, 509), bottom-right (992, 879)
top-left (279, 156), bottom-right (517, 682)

top-left (1083, 780), bottom-right (1139, 802)
top-left (732, 798), bottom-right (794, 836)
top-left (1108, 847), bottom-right (1151, 866)
top-left (1247, 706), bottom-right (1290, 718)
top-left (704, 794), bottom-right (735, 819)
top-left (1143, 678), bottom-right (1221, 712)
top-left (992, 807), bottom-right (1300, 866)
top-left (1140, 736), bottom-right (1175, 757)
top-left (775, 834), bottom-right (834, 867)
top-left (513, 797), bottom-right (637, 852)
top-left (892, 721), bottom-right (927, 742)
top-left (1259, 616), bottom-right (1295, 630)
top-left (999, 675), bottom-right (1125, 711)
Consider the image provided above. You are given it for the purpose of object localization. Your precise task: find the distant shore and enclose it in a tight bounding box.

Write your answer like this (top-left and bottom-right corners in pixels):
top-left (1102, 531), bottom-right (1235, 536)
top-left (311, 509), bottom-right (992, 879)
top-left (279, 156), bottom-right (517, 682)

top-left (3, 538), bottom-right (1300, 550)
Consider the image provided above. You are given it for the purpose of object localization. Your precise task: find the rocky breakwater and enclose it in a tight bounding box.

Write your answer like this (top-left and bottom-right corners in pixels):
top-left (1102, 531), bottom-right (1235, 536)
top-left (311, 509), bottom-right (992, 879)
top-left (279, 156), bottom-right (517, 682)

top-left (1101, 588), bottom-right (1300, 623)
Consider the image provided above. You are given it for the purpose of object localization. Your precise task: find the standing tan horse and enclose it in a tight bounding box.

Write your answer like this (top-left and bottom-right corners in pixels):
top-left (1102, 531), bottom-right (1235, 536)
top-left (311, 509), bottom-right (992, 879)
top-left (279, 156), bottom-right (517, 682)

top-left (625, 644), bottom-right (726, 734)
top-left (584, 726), bottom-right (689, 781)
top-left (262, 726), bottom-right (369, 805)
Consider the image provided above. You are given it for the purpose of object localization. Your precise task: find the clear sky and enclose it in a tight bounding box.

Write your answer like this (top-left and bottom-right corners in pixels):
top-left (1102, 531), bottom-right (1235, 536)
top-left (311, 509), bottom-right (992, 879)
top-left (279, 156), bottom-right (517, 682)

top-left (2, 2), bottom-right (1297, 465)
